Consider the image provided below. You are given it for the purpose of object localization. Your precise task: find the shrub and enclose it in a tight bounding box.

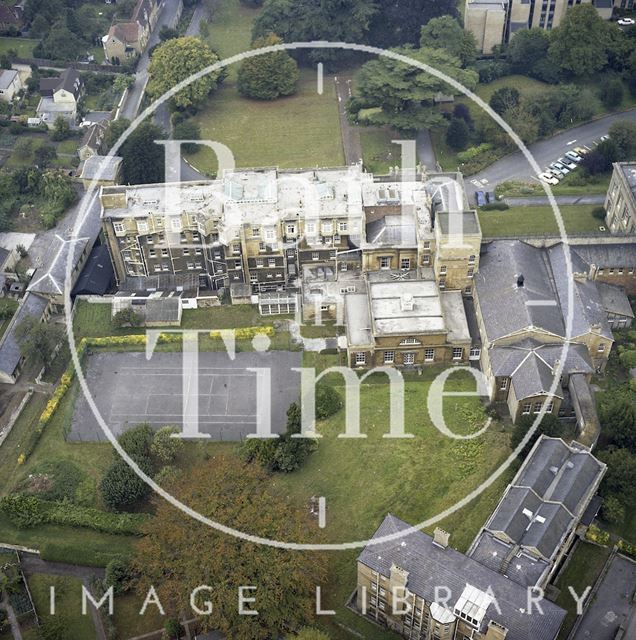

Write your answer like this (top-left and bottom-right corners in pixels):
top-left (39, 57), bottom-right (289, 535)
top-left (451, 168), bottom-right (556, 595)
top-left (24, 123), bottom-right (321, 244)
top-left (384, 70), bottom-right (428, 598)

top-left (618, 539), bottom-right (636, 559)
top-left (619, 350), bottom-right (636, 370)
top-left (40, 543), bottom-right (124, 568)
top-left (105, 557), bottom-right (133, 594)
top-left (592, 206), bottom-right (606, 221)
top-left (481, 202), bottom-right (509, 211)
top-left (118, 423), bottom-right (155, 465)
top-left (601, 495), bottom-right (625, 525)
top-left (163, 618), bottom-right (183, 640)
top-left (315, 384), bottom-right (342, 419)
top-left (99, 459), bottom-right (151, 511)
top-left (0, 495), bottom-right (45, 528)
top-left (585, 524), bottom-right (611, 546)
top-left (150, 426), bottom-right (183, 463)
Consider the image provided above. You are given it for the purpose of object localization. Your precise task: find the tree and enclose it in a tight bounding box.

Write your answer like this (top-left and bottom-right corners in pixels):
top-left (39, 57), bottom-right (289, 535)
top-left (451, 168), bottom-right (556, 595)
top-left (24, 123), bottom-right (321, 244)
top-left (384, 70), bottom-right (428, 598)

top-left (112, 307), bottom-right (142, 329)
top-left (99, 459), bottom-right (151, 511)
top-left (159, 26), bottom-right (179, 42)
top-left (445, 117), bottom-right (469, 151)
top-left (147, 37), bottom-right (222, 110)
top-left (598, 447), bottom-right (636, 501)
top-left (150, 426), bottom-right (184, 463)
top-left (601, 495), bottom-right (625, 525)
top-left (608, 120), bottom-right (636, 159)
top-left (133, 456), bottom-right (327, 639)
top-left (163, 619), bottom-right (183, 640)
top-left (120, 121), bottom-right (166, 185)
top-left (351, 47), bottom-right (478, 132)
top-left (548, 4), bottom-right (614, 77)
top-left (453, 103), bottom-right (473, 129)
top-left (104, 118), bottom-right (131, 151)
top-left (105, 558), bottom-right (133, 595)
top-left (581, 139), bottom-right (618, 175)
top-left (238, 33), bottom-right (300, 100)
top-left (113, 75), bottom-right (134, 93)
top-left (35, 18), bottom-right (83, 61)
top-left (118, 423), bottom-right (155, 464)
top-left (599, 77), bottom-right (623, 109)
top-left (253, 0), bottom-right (377, 66)
top-left (506, 28), bottom-right (550, 77)
top-left (420, 16), bottom-right (477, 67)
top-left (600, 396), bottom-right (636, 452)
top-left (511, 413), bottom-right (563, 458)
top-left (14, 317), bottom-right (64, 367)
top-left (50, 116), bottom-right (70, 141)
top-left (368, 0), bottom-right (458, 48)
top-left (489, 87), bottom-right (520, 116)
top-left (173, 119), bottom-right (201, 154)
top-left (288, 629), bottom-right (331, 640)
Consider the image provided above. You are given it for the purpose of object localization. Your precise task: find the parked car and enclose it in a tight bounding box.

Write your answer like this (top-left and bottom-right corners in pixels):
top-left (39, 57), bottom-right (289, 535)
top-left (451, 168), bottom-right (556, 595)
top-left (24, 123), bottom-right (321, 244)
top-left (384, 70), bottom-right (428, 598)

top-left (540, 172), bottom-right (559, 185)
top-left (565, 150), bottom-right (582, 162)
top-left (475, 190), bottom-right (487, 206)
top-left (551, 162), bottom-right (569, 175)
top-left (559, 157), bottom-right (577, 170)
top-left (486, 191), bottom-right (496, 203)
top-left (600, 135), bottom-right (610, 142)
top-left (618, 17), bottom-right (635, 26)
top-left (574, 147), bottom-right (589, 156)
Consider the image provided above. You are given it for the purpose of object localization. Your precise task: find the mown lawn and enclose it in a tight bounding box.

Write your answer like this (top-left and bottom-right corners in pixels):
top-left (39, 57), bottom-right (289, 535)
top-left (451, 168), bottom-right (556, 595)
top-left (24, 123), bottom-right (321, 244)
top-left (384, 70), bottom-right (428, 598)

top-left (478, 204), bottom-right (607, 237)
top-left (360, 126), bottom-right (406, 174)
top-left (554, 542), bottom-right (612, 640)
top-left (28, 574), bottom-right (97, 639)
top-left (203, 0), bottom-right (259, 64)
top-left (0, 37), bottom-right (39, 57)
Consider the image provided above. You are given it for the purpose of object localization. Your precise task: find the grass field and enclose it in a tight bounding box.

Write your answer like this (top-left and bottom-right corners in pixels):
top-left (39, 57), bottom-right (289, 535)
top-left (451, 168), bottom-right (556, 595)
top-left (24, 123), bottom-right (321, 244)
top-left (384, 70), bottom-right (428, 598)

top-left (478, 204), bottom-right (607, 237)
top-left (28, 574), bottom-right (96, 639)
top-left (0, 37), bottom-right (39, 57)
top-left (554, 542), bottom-right (612, 639)
top-left (360, 127), bottom-right (406, 174)
top-left (203, 0), bottom-right (259, 64)
top-left (496, 174), bottom-right (611, 198)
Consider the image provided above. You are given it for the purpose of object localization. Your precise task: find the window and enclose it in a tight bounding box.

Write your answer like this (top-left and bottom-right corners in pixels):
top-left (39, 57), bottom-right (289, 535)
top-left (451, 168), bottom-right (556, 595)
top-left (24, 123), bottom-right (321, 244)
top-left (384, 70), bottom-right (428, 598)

top-left (250, 274), bottom-right (258, 283)
top-left (533, 401), bottom-right (543, 414)
top-left (400, 258), bottom-right (411, 270)
top-left (192, 232), bottom-right (199, 241)
top-left (470, 346), bottom-right (481, 358)
top-left (425, 348), bottom-right (435, 362)
top-left (464, 286), bottom-right (472, 295)
top-left (113, 222), bottom-right (125, 234)
top-left (149, 249), bottom-right (156, 258)
top-left (256, 258), bottom-right (264, 268)
top-left (183, 248), bottom-right (190, 255)
top-left (186, 262), bottom-right (194, 270)
top-left (468, 254), bottom-right (476, 264)
top-left (545, 400), bottom-right (554, 413)
top-left (195, 248), bottom-right (202, 255)
top-left (422, 254), bottom-right (431, 265)
top-left (500, 378), bottom-right (508, 391)
top-left (355, 352), bottom-right (366, 365)
top-left (440, 265), bottom-right (447, 275)
top-left (467, 268), bottom-right (474, 278)
top-left (156, 217), bottom-right (164, 227)
top-left (403, 352), bottom-right (415, 365)
top-left (423, 241), bottom-right (430, 250)
top-left (306, 221), bottom-right (316, 235)
top-left (252, 226), bottom-right (260, 238)
top-left (322, 222), bottom-right (333, 234)
top-left (286, 224), bottom-right (296, 235)
top-left (453, 347), bottom-right (463, 360)
top-left (153, 264), bottom-right (161, 272)
top-left (439, 279), bottom-right (446, 290)
top-left (380, 256), bottom-right (391, 269)
top-left (162, 263), bottom-right (169, 271)
top-left (259, 242), bottom-right (266, 252)
top-left (161, 249), bottom-right (169, 257)
top-left (320, 304), bottom-right (329, 311)
top-left (265, 228), bottom-right (275, 241)
top-left (170, 217), bottom-right (182, 232)
top-left (400, 337), bottom-right (420, 345)
top-left (598, 343), bottom-right (606, 353)
top-left (312, 252), bottom-right (319, 261)
top-left (137, 221), bottom-right (148, 234)
top-left (384, 351), bottom-right (395, 364)
top-left (522, 402), bottom-right (531, 415)
top-left (233, 244), bottom-right (241, 255)
top-left (268, 258), bottom-right (276, 267)
top-left (338, 221), bottom-right (348, 232)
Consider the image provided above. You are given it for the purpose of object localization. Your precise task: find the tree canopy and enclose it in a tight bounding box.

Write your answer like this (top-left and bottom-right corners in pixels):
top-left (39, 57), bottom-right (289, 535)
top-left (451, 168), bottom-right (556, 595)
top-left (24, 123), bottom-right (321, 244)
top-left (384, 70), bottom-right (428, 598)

top-left (351, 46), bottom-right (478, 131)
top-left (133, 456), bottom-right (327, 639)
top-left (420, 16), bottom-right (477, 68)
top-left (15, 317), bottom-right (64, 367)
top-left (120, 121), bottom-right (166, 185)
top-left (148, 36), bottom-right (223, 110)
top-left (238, 33), bottom-right (300, 100)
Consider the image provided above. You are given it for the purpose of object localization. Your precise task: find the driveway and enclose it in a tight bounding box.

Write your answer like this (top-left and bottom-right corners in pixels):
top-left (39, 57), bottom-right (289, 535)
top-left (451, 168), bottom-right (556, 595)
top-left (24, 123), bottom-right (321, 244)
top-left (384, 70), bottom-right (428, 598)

top-left (118, 0), bottom-right (185, 122)
top-left (70, 350), bottom-right (302, 441)
top-left (466, 106), bottom-right (636, 193)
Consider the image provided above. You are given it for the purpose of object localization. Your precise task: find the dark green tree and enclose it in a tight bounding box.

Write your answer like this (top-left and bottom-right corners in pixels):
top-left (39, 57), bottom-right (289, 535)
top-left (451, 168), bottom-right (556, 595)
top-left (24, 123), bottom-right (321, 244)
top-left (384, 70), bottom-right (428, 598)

top-left (600, 396), bottom-right (636, 452)
top-left (445, 117), bottom-right (469, 151)
top-left (506, 28), bottom-right (550, 75)
top-left (237, 33), bottom-right (300, 100)
top-left (489, 87), bottom-right (520, 116)
top-left (120, 121), bottom-right (166, 185)
top-left (104, 118), bottom-right (131, 151)
top-left (99, 459), bottom-right (151, 511)
top-left (420, 16), bottom-right (477, 67)
top-left (173, 119), bottom-right (201, 154)
top-left (581, 139), bottom-right (618, 175)
top-left (609, 120), bottom-right (636, 159)
top-left (598, 447), bottom-right (636, 502)
top-left (118, 423), bottom-right (155, 466)
top-left (600, 77), bottom-right (624, 109)
top-left (14, 317), bottom-right (64, 367)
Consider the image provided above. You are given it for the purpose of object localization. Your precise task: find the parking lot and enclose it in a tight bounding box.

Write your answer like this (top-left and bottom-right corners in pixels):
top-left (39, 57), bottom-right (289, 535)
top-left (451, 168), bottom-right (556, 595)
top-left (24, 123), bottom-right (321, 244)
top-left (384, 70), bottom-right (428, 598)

top-left (70, 350), bottom-right (302, 441)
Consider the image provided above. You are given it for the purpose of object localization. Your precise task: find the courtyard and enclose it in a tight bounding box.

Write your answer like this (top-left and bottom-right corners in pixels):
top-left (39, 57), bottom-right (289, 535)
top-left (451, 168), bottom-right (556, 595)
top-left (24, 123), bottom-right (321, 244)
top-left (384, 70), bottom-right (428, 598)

top-left (70, 350), bottom-right (302, 441)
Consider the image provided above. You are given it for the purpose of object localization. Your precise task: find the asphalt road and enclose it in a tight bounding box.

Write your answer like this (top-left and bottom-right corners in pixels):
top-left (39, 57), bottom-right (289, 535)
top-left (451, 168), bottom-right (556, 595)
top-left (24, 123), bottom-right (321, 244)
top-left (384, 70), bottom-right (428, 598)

top-left (466, 106), bottom-right (636, 191)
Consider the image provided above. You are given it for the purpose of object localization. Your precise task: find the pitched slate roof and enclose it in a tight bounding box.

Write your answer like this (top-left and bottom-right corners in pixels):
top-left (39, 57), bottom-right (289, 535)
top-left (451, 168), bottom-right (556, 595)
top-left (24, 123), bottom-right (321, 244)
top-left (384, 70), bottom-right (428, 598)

top-left (596, 282), bottom-right (634, 319)
top-left (570, 242), bottom-right (636, 269)
top-left (39, 68), bottom-right (82, 100)
top-left (358, 514), bottom-right (566, 640)
top-left (71, 244), bottom-right (114, 296)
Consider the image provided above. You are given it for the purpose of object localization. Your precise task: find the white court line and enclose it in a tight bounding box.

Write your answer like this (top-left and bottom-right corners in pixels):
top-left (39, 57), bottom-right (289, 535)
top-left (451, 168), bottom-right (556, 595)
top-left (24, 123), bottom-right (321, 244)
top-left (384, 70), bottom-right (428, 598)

top-left (318, 497), bottom-right (326, 528)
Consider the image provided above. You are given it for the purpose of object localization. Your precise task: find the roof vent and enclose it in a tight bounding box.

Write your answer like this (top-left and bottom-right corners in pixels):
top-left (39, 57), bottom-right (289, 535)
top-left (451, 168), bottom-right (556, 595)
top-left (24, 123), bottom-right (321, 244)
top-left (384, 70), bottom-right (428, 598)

top-left (400, 293), bottom-right (415, 312)
top-left (549, 466), bottom-right (559, 475)
top-left (566, 461), bottom-right (575, 469)
top-left (517, 274), bottom-right (525, 288)
top-left (432, 527), bottom-right (450, 549)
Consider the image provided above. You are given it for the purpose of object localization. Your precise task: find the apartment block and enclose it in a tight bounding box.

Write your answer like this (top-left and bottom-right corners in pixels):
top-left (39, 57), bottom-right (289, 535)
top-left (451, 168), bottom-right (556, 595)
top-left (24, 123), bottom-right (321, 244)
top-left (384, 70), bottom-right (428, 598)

top-left (605, 162), bottom-right (636, 236)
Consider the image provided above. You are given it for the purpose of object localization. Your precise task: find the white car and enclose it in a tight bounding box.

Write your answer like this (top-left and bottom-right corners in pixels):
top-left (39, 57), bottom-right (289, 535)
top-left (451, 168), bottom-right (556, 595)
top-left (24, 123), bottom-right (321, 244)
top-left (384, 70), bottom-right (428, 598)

top-left (618, 18), bottom-right (635, 26)
top-left (559, 157), bottom-right (577, 170)
top-left (551, 161), bottom-right (569, 175)
top-left (574, 147), bottom-right (589, 157)
top-left (565, 150), bottom-right (582, 162)
top-left (540, 172), bottom-right (559, 185)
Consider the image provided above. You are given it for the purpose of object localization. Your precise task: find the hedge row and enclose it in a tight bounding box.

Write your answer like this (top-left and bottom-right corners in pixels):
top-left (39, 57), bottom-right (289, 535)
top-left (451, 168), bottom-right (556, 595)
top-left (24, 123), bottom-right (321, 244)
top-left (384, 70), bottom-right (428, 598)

top-left (40, 543), bottom-right (126, 568)
top-left (618, 539), bottom-right (636, 559)
top-left (0, 495), bottom-right (147, 535)
top-left (585, 524), bottom-right (611, 546)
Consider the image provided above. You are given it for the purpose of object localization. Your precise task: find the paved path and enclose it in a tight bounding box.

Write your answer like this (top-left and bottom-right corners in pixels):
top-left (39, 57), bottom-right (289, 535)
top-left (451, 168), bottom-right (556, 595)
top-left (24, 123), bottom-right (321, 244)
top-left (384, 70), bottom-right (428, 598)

top-left (0, 594), bottom-right (22, 640)
top-left (335, 75), bottom-right (362, 166)
top-left (416, 129), bottom-right (437, 170)
top-left (504, 194), bottom-right (606, 207)
top-left (466, 106), bottom-right (636, 195)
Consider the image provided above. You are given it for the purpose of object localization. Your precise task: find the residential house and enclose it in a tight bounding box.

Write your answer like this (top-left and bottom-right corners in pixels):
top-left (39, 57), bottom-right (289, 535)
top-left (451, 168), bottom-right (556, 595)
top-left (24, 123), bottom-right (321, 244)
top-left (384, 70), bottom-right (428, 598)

top-left (102, 0), bottom-right (164, 63)
top-left (79, 155), bottom-right (123, 188)
top-left (474, 240), bottom-right (630, 425)
top-left (0, 5), bottom-right (23, 33)
top-left (78, 122), bottom-right (107, 161)
top-left (355, 435), bottom-right (605, 640)
top-left (570, 241), bottom-right (636, 296)
top-left (0, 69), bottom-right (21, 102)
top-left (36, 68), bottom-right (83, 128)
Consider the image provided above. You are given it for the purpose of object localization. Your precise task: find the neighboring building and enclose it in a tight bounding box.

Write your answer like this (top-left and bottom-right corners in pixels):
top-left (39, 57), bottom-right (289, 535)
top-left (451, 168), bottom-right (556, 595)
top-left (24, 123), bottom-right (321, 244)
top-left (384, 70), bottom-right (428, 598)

top-left (112, 294), bottom-right (183, 327)
top-left (344, 272), bottom-right (471, 369)
top-left (0, 69), bottom-right (22, 102)
top-left (465, 0), bottom-right (623, 54)
top-left (78, 122), bottom-right (107, 161)
top-left (356, 515), bottom-right (566, 640)
top-left (0, 292), bottom-right (50, 384)
top-left (79, 155), bottom-right (123, 188)
top-left (102, 0), bottom-right (166, 63)
top-left (100, 166), bottom-right (480, 304)
top-left (605, 162), bottom-right (636, 235)
top-left (0, 5), bottom-right (24, 32)
top-left (468, 436), bottom-right (606, 589)
top-left (571, 241), bottom-right (636, 296)
top-left (474, 240), bottom-right (629, 424)
top-left (71, 244), bottom-right (115, 296)
top-left (36, 68), bottom-right (83, 128)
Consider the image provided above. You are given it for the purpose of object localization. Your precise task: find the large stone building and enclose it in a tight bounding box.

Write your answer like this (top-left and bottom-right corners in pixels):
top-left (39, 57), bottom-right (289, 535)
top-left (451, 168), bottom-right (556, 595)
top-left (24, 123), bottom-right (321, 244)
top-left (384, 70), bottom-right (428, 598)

top-left (605, 162), bottom-right (636, 236)
top-left (100, 166), bottom-right (480, 305)
top-left (355, 435), bottom-right (605, 640)
top-left (465, 0), bottom-right (627, 54)
top-left (474, 240), bottom-right (631, 426)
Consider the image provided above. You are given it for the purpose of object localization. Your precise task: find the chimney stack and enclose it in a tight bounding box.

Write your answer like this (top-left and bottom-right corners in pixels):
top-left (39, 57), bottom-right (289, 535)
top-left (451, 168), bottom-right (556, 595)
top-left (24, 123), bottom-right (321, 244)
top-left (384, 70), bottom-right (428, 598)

top-left (517, 274), bottom-right (524, 288)
top-left (432, 527), bottom-right (450, 549)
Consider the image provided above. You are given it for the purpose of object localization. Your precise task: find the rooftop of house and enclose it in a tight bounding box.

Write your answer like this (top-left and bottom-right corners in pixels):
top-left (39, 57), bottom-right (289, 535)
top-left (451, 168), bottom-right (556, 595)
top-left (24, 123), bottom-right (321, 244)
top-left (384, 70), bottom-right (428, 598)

top-left (39, 68), bottom-right (82, 99)
top-left (80, 155), bottom-right (122, 183)
top-left (0, 69), bottom-right (19, 91)
top-left (475, 240), bottom-right (618, 343)
top-left (71, 244), bottom-right (114, 296)
top-left (436, 211), bottom-right (481, 236)
top-left (615, 162), bottom-right (636, 204)
top-left (120, 273), bottom-right (199, 296)
top-left (570, 240), bottom-right (636, 269)
top-left (358, 513), bottom-right (566, 640)
top-left (468, 436), bottom-right (606, 586)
